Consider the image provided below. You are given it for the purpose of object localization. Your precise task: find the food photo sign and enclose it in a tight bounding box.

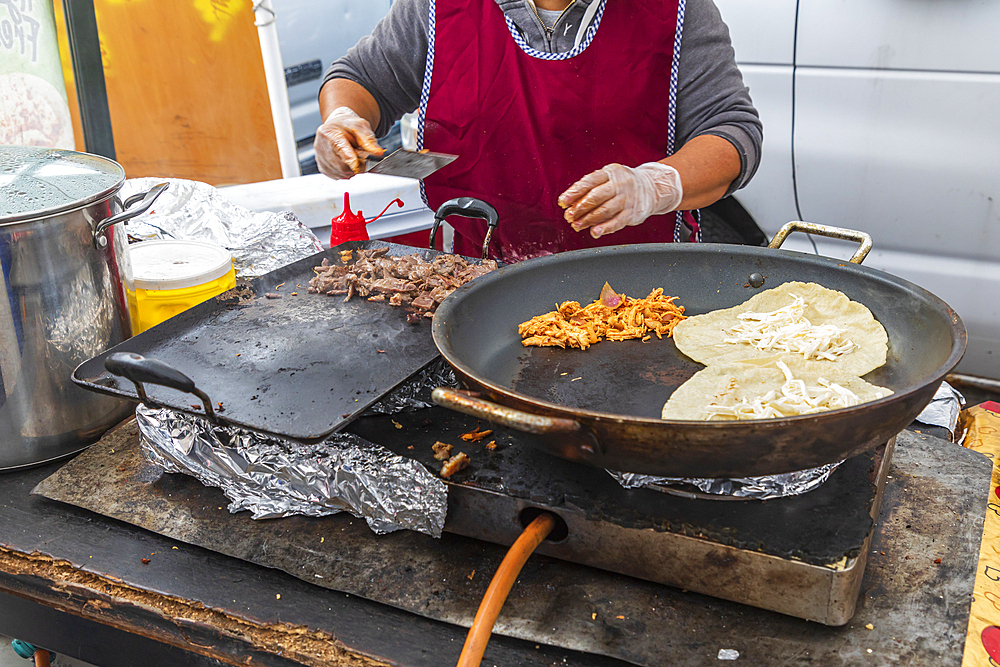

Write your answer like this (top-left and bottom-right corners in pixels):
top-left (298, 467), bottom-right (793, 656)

top-left (0, 0), bottom-right (75, 148)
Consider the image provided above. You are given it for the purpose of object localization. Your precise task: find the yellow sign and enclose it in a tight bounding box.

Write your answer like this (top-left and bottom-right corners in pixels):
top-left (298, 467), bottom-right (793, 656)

top-left (962, 402), bottom-right (1000, 666)
top-left (193, 0), bottom-right (243, 42)
top-left (0, 0), bottom-right (75, 147)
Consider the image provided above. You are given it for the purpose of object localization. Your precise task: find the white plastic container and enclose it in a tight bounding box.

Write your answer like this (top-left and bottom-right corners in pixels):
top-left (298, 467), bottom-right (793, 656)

top-left (128, 240), bottom-right (236, 333)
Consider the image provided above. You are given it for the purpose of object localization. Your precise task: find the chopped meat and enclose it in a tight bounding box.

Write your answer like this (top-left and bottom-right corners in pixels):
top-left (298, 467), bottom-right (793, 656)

top-left (308, 248), bottom-right (497, 320)
top-left (371, 277), bottom-right (418, 293)
top-left (440, 452), bottom-right (471, 478)
top-left (411, 294), bottom-right (436, 310)
top-left (432, 441), bottom-right (453, 460)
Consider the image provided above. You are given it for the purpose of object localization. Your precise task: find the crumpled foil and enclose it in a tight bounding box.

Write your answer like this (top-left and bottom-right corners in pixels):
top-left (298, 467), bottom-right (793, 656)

top-left (914, 381), bottom-right (966, 432)
top-left (608, 461), bottom-right (842, 500)
top-left (135, 404), bottom-right (447, 537)
top-left (365, 358), bottom-right (459, 414)
top-left (119, 177), bottom-right (323, 277)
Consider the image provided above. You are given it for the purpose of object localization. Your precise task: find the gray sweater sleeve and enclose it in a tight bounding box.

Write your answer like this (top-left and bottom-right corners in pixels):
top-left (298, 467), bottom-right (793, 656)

top-left (674, 0), bottom-right (762, 194)
top-left (323, 0), bottom-right (430, 138)
top-left (322, 0), bottom-right (762, 194)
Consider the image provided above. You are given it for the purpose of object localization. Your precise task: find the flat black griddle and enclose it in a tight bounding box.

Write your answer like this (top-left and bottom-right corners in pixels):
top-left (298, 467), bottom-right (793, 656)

top-left (73, 241), bottom-right (450, 442)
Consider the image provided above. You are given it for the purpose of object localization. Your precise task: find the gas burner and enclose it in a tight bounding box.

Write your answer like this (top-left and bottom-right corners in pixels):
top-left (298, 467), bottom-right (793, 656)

top-left (349, 407), bottom-right (895, 625)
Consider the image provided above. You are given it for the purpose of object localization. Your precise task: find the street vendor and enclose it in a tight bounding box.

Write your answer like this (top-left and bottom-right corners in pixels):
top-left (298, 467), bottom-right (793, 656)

top-left (314, 0), bottom-right (762, 262)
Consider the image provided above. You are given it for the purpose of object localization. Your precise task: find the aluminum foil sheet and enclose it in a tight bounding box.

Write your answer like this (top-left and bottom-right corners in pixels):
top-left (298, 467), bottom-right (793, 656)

top-left (135, 404), bottom-right (447, 537)
top-left (119, 177), bottom-right (323, 277)
top-left (364, 358), bottom-right (458, 414)
top-left (914, 381), bottom-right (965, 433)
top-left (608, 461), bottom-right (842, 500)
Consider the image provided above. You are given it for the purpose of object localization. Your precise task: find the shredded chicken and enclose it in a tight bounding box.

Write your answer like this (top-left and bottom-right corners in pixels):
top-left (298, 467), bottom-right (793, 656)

top-left (722, 294), bottom-right (857, 361)
top-left (518, 283), bottom-right (686, 350)
top-left (460, 427), bottom-right (493, 442)
top-left (704, 360), bottom-right (885, 420)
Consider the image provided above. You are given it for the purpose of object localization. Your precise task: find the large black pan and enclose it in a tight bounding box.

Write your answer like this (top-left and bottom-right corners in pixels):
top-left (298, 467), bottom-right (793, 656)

top-left (430, 223), bottom-right (966, 478)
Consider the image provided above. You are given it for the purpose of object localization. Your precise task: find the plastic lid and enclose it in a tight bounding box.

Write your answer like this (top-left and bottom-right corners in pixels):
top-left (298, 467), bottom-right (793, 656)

top-left (0, 146), bottom-right (125, 223)
top-left (130, 240), bottom-right (233, 290)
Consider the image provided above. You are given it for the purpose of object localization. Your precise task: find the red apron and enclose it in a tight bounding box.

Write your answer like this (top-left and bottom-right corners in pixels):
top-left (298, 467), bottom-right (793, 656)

top-left (419, 0), bottom-right (692, 262)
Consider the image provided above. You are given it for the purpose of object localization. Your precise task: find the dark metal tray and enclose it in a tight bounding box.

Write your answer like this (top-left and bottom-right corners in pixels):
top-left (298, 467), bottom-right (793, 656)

top-left (72, 241), bottom-right (448, 442)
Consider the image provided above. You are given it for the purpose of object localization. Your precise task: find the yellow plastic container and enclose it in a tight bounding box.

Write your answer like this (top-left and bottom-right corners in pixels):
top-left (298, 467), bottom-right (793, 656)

top-left (128, 240), bottom-right (236, 334)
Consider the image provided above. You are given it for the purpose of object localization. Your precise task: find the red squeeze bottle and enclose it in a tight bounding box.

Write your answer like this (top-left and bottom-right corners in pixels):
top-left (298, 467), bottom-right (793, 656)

top-left (329, 193), bottom-right (405, 247)
top-left (329, 192), bottom-right (368, 246)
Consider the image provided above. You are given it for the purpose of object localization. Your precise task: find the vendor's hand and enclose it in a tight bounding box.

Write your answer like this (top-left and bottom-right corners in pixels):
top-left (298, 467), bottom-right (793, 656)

top-left (314, 106), bottom-right (385, 179)
top-left (558, 162), bottom-right (683, 239)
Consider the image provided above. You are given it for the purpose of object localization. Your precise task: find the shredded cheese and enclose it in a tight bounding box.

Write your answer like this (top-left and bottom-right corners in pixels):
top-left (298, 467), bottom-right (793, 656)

top-left (722, 295), bottom-right (857, 361)
top-left (704, 360), bottom-right (885, 420)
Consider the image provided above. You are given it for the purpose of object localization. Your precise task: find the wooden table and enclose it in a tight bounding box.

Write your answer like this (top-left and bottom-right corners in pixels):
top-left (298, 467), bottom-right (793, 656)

top-left (0, 421), bottom-right (988, 667)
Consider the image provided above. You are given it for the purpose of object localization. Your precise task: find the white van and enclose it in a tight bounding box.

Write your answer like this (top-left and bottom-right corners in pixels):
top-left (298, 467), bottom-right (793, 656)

top-left (271, 0), bottom-right (401, 175)
top-left (712, 0), bottom-right (1000, 381)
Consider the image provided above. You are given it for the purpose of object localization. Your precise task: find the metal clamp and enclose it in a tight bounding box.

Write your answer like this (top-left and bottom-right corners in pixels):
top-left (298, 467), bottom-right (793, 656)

top-left (430, 197), bottom-right (500, 260)
top-left (251, 0), bottom-right (276, 26)
top-left (768, 221), bottom-right (873, 264)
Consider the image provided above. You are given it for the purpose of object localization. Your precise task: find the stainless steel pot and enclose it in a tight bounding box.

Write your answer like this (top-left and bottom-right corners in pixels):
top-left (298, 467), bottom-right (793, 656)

top-left (0, 146), bottom-right (167, 469)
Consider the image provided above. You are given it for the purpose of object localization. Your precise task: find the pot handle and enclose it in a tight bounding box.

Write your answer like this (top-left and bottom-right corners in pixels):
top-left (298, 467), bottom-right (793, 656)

top-left (104, 352), bottom-right (216, 421)
top-left (432, 387), bottom-right (581, 436)
top-left (93, 182), bottom-right (170, 244)
top-left (429, 198), bottom-right (500, 260)
top-left (768, 221), bottom-right (873, 264)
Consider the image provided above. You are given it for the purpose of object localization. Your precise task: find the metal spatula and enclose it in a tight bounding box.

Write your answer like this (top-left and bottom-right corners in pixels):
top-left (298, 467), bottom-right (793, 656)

top-left (367, 149), bottom-right (458, 180)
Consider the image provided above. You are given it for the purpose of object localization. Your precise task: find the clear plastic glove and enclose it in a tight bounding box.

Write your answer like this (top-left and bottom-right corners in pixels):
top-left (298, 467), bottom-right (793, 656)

top-left (558, 162), bottom-right (683, 239)
top-left (313, 106), bottom-right (385, 179)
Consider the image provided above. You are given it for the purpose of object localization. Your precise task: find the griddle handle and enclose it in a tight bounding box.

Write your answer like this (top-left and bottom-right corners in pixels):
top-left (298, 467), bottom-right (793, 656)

top-left (104, 352), bottom-right (216, 420)
top-left (430, 198), bottom-right (500, 260)
top-left (768, 221), bottom-right (873, 264)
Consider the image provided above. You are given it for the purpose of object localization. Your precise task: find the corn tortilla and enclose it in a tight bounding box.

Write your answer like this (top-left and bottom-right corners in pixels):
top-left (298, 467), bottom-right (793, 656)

top-left (661, 358), bottom-right (893, 421)
top-left (671, 281), bottom-right (888, 377)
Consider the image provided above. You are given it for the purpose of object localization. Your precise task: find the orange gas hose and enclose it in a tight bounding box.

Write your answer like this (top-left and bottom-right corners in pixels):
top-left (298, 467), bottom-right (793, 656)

top-left (456, 512), bottom-right (558, 667)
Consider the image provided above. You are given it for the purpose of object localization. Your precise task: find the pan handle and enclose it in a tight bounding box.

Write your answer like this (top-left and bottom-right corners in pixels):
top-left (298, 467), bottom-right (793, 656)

top-left (432, 387), bottom-right (582, 436)
top-left (768, 221), bottom-right (873, 264)
top-left (93, 182), bottom-right (170, 248)
top-left (104, 352), bottom-right (216, 421)
top-left (429, 198), bottom-right (500, 260)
